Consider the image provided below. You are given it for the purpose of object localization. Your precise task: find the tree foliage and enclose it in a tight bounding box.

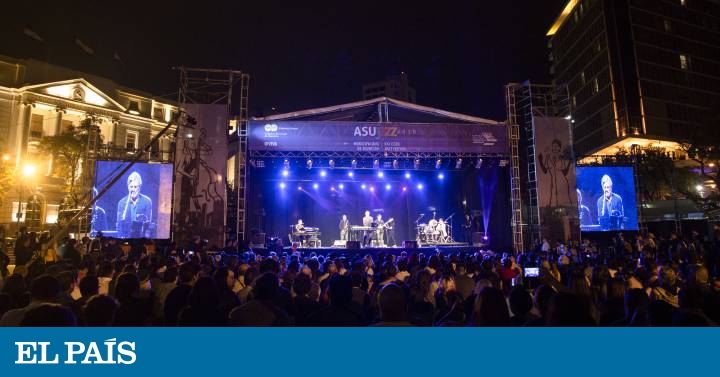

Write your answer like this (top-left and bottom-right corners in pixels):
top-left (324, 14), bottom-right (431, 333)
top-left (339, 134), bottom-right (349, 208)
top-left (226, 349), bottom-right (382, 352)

top-left (40, 116), bottom-right (102, 206)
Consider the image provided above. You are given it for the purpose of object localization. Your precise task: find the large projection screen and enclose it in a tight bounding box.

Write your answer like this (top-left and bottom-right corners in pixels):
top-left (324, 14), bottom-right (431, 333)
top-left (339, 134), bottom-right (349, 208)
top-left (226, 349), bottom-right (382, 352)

top-left (576, 166), bottom-right (638, 232)
top-left (91, 161), bottom-right (174, 239)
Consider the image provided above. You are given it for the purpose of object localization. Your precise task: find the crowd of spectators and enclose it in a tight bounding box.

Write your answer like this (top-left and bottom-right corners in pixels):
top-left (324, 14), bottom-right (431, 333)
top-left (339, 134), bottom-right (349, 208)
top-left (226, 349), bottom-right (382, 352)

top-left (1, 226), bottom-right (719, 327)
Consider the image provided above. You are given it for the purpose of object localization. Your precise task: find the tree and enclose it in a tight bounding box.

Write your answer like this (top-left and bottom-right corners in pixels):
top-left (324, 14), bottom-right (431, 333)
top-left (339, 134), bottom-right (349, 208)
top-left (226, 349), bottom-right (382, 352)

top-left (40, 116), bottom-right (102, 206)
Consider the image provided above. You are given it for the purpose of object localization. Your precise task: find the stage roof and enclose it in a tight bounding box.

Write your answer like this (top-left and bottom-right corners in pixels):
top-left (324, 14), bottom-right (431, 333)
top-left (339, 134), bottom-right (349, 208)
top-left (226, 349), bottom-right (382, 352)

top-left (253, 97), bottom-right (502, 125)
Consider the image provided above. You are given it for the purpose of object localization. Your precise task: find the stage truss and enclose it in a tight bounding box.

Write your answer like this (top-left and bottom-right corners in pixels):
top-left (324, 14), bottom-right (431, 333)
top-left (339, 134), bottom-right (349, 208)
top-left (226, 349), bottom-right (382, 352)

top-left (506, 82), bottom-right (570, 252)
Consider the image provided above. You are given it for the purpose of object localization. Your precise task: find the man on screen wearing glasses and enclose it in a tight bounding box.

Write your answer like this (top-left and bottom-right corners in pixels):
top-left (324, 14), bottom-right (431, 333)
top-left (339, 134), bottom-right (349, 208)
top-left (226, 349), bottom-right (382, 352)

top-left (596, 174), bottom-right (623, 230)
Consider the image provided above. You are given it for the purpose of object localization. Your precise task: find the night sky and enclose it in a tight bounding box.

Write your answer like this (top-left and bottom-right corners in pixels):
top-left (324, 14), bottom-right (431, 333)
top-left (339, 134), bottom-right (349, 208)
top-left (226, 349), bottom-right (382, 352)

top-left (3, 0), bottom-right (567, 120)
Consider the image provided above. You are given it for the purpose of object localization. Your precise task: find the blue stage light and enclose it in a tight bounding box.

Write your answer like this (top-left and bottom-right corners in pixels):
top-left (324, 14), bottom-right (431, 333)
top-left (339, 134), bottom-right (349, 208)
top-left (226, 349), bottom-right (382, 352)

top-left (279, 182), bottom-right (286, 189)
top-left (331, 186), bottom-right (336, 191)
top-left (377, 171), bottom-right (384, 178)
top-left (348, 171), bottom-right (354, 178)
top-left (417, 183), bottom-right (424, 190)
top-left (438, 173), bottom-right (445, 180)
top-left (282, 170), bottom-right (289, 177)
top-left (338, 183), bottom-right (344, 189)
top-left (361, 184), bottom-right (366, 190)
top-left (405, 172), bottom-right (411, 179)
top-left (320, 170), bottom-right (327, 177)
top-left (385, 184), bottom-right (391, 190)
top-left (313, 183), bottom-right (319, 189)
top-left (297, 186), bottom-right (302, 190)
top-left (369, 186), bottom-right (375, 192)
top-left (402, 186), bottom-right (407, 192)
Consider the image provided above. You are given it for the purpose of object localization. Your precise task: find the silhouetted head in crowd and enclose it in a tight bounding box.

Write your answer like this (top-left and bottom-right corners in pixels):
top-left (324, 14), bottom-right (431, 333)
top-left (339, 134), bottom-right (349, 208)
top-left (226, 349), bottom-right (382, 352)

top-left (57, 271), bottom-right (76, 295)
top-left (188, 277), bottom-right (220, 308)
top-left (79, 275), bottom-right (100, 297)
top-left (21, 303), bottom-right (76, 327)
top-left (84, 295), bottom-right (117, 326)
top-left (253, 273), bottom-right (279, 301)
top-left (2, 274), bottom-right (27, 297)
top-left (30, 274), bottom-right (60, 303)
top-left (509, 286), bottom-right (533, 318)
top-left (259, 258), bottom-right (281, 274)
top-left (378, 283), bottom-right (407, 322)
top-left (213, 267), bottom-right (235, 291)
top-left (178, 262), bottom-right (199, 285)
top-left (545, 292), bottom-right (595, 326)
top-left (293, 273), bottom-right (312, 297)
top-left (473, 287), bottom-right (510, 326)
top-left (328, 275), bottom-right (353, 306)
top-left (113, 273), bottom-right (139, 302)
top-left (533, 284), bottom-right (556, 318)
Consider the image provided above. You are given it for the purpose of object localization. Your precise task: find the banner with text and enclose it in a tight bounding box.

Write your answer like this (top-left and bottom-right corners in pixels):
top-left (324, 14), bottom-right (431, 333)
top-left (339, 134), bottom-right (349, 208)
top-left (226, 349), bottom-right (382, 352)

top-left (249, 121), bottom-right (509, 154)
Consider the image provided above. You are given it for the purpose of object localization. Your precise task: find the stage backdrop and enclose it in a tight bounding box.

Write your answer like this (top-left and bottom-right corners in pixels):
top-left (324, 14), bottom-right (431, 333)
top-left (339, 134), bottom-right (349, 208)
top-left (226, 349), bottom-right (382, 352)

top-left (174, 104), bottom-right (228, 248)
top-left (91, 161), bottom-right (173, 239)
top-left (247, 166), bottom-right (512, 251)
top-left (532, 117), bottom-right (580, 243)
top-left (249, 121), bottom-right (509, 154)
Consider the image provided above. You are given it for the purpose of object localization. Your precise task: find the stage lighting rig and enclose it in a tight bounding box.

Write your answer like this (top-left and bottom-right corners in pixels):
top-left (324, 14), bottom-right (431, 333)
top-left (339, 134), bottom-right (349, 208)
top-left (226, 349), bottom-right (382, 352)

top-left (455, 158), bottom-right (463, 169)
top-left (329, 159), bottom-right (335, 169)
top-left (435, 159), bottom-right (442, 169)
top-left (475, 159), bottom-right (483, 169)
top-left (307, 159), bottom-right (313, 169)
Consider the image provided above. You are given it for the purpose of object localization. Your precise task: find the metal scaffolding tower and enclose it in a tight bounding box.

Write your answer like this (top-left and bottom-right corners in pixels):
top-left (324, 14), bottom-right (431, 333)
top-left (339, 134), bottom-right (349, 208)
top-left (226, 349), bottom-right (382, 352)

top-left (175, 67), bottom-right (250, 243)
top-left (505, 82), bottom-right (570, 251)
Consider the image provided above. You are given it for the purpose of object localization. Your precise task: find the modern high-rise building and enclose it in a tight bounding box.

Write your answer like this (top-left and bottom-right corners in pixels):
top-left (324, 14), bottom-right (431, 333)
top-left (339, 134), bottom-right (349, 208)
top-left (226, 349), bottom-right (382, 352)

top-left (547, 0), bottom-right (720, 156)
top-left (362, 72), bottom-right (417, 103)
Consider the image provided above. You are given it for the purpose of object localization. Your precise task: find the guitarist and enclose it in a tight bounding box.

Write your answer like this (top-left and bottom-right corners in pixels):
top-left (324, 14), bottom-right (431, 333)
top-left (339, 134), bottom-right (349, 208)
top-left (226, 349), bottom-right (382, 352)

top-left (339, 214), bottom-right (350, 241)
top-left (374, 214), bottom-right (385, 247)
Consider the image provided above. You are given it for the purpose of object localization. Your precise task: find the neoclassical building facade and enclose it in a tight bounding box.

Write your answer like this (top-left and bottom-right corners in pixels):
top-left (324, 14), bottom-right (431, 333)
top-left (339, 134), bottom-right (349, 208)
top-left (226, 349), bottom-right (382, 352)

top-left (0, 55), bottom-right (177, 234)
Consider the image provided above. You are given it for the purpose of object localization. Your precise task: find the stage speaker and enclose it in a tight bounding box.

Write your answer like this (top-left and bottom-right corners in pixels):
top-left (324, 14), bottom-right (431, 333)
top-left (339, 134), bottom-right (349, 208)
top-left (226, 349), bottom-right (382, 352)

top-left (403, 240), bottom-right (418, 249)
top-left (252, 232), bottom-right (265, 245)
top-left (346, 241), bottom-right (361, 250)
top-left (472, 232), bottom-right (485, 245)
top-left (333, 240), bottom-right (347, 247)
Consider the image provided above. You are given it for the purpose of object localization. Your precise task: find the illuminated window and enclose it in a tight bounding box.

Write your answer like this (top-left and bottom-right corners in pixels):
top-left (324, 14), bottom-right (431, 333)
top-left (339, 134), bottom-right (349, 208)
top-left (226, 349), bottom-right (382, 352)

top-left (580, 71), bottom-right (586, 85)
top-left (572, 96), bottom-right (577, 108)
top-left (29, 114), bottom-right (44, 139)
top-left (593, 78), bottom-right (600, 94)
top-left (680, 0), bottom-right (686, 6)
top-left (125, 130), bottom-right (138, 150)
top-left (679, 54), bottom-right (691, 70)
top-left (664, 19), bottom-right (672, 33)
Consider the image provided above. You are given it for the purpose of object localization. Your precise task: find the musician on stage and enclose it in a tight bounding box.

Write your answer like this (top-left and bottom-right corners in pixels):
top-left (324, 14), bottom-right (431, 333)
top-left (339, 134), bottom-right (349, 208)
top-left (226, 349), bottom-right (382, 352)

top-left (375, 214), bottom-right (385, 247)
top-left (339, 214), bottom-right (349, 241)
top-left (385, 218), bottom-right (396, 247)
top-left (362, 210), bottom-right (373, 246)
top-left (295, 219), bottom-right (308, 246)
top-left (462, 213), bottom-right (473, 244)
top-left (116, 172), bottom-right (153, 238)
top-left (437, 218), bottom-right (448, 241)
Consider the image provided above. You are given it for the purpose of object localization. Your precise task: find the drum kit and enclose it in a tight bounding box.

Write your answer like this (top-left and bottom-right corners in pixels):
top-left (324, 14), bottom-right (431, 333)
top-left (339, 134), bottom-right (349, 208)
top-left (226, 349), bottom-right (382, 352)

top-left (416, 212), bottom-right (453, 245)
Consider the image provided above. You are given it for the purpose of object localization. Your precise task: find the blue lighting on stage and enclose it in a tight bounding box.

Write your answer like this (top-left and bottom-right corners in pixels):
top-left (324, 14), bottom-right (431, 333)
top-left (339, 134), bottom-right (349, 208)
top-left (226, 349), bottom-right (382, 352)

top-left (297, 186), bottom-right (302, 190)
top-left (331, 186), bottom-right (336, 191)
top-left (279, 182), bottom-right (286, 189)
top-left (320, 170), bottom-right (327, 177)
top-left (348, 171), bottom-right (354, 178)
top-left (361, 184), bottom-right (367, 190)
top-left (369, 186), bottom-right (375, 192)
top-left (313, 183), bottom-right (319, 190)
top-left (282, 170), bottom-right (289, 177)
top-left (402, 186), bottom-right (407, 192)
top-left (417, 183), bottom-right (424, 190)
top-left (385, 184), bottom-right (391, 190)
top-left (405, 172), bottom-right (411, 179)
top-left (438, 173), bottom-right (445, 180)
top-left (338, 183), bottom-right (344, 189)
top-left (377, 171), bottom-right (384, 178)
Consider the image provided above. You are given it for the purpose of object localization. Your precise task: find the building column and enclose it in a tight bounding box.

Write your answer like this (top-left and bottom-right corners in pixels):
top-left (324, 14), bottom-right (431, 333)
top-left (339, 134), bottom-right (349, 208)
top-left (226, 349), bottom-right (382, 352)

top-left (15, 102), bottom-right (32, 167)
top-left (47, 108), bottom-right (65, 175)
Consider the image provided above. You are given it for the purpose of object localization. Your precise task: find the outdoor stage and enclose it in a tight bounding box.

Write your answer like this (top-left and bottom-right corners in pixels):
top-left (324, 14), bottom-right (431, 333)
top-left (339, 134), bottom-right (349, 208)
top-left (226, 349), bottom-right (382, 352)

top-left (243, 97), bottom-right (513, 252)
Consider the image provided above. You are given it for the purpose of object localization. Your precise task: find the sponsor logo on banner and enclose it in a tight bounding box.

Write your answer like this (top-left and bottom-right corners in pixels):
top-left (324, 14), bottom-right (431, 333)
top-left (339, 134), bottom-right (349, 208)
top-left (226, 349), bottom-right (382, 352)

top-left (264, 123), bottom-right (278, 132)
top-left (14, 339), bottom-right (136, 365)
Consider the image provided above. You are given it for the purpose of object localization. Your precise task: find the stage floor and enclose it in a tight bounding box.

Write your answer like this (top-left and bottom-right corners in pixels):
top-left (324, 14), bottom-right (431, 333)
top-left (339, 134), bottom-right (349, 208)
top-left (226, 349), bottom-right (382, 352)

top-left (251, 244), bottom-right (488, 257)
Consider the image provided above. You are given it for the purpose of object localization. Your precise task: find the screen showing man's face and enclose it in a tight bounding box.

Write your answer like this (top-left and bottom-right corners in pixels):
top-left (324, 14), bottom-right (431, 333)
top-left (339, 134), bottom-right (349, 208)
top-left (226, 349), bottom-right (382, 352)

top-left (603, 181), bottom-right (613, 198)
top-left (129, 181), bottom-right (141, 200)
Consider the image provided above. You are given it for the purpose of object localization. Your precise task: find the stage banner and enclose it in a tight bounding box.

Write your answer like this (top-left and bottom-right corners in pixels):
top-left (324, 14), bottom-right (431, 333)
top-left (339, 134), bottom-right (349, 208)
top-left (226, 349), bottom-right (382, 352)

top-left (248, 121), bottom-right (509, 154)
top-left (532, 116), bottom-right (580, 243)
top-left (174, 104), bottom-right (228, 248)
